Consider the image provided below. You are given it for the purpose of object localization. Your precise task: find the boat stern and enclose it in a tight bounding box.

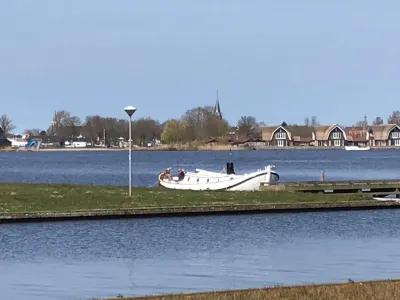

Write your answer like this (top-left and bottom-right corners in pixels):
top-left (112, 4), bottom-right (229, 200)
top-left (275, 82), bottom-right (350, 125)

top-left (265, 165), bottom-right (279, 183)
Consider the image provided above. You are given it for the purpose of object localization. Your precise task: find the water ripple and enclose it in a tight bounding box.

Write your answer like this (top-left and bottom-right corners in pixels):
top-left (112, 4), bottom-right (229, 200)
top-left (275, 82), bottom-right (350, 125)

top-left (1, 210), bottom-right (400, 299)
top-left (1, 149), bottom-right (400, 185)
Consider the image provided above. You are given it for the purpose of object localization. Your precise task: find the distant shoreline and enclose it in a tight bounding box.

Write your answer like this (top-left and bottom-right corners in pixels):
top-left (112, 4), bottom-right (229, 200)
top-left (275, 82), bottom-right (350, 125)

top-left (1, 145), bottom-right (400, 152)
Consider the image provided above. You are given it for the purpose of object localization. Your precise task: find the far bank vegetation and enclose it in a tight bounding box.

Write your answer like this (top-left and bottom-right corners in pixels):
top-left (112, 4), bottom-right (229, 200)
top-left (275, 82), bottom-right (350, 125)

top-left (2, 107), bottom-right (400, 149)
top-left (2, 105), bottom-right (264, 149)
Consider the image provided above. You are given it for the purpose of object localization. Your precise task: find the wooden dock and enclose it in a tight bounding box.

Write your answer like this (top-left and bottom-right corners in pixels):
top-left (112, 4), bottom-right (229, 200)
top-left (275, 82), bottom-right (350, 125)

top-left (260, 179), bottom-right (400, 196)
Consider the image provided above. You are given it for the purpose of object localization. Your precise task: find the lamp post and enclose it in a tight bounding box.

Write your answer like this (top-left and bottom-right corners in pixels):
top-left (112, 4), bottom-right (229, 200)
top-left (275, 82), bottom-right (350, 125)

top-left (124, 106), bottom-right (137, 197)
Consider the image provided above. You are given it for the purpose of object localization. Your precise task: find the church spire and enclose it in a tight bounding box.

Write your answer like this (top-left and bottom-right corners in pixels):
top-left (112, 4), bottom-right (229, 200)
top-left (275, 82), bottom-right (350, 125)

top-left (214, 90), bottom-right (222, 120)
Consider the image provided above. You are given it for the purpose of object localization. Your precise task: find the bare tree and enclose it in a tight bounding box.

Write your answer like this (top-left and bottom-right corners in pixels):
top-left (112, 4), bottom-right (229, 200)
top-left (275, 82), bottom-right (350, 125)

top-left (132, 117), bottom-right (162, 145)
top-left (83, 115), bottom-right (131, 146)
top-left (0, 114), bottom-right (16, 135)
top-left (47, 110), bottom-right (84, 137)
top-left (311, 116), bottom-right (319, 126)
top-left (372, 117), bottom-right (384, 125)
top-left (24, 128), bottom-right (42, 136)
top-left (304, 117), bottom-right (310, 126)
top-left (83, 115), bottom-right (105, 144)
top-left (47, 110), bottom-right (72, 135)
top-left (237, 116), bottom-right (259, 138)
top-left (67, 116), bottom-right (82, 137)
top-left (82, 115), bottom-right (162, 146)
top-left (388, 111), bottom-right (400, 125)
top-left (53, 110), bottom-right (72, 126)
top-left (182, 106), bottom-right (229, 140)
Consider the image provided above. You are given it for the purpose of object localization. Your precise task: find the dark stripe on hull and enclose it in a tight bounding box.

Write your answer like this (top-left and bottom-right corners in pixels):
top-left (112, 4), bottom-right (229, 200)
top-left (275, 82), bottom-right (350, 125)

top-left (225, 171), bottom-right (278, 190)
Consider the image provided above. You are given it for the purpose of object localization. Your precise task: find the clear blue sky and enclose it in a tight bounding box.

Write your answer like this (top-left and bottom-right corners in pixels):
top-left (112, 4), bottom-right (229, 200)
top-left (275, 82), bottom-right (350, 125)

top-left (1, 0), bottom-right (400, 132)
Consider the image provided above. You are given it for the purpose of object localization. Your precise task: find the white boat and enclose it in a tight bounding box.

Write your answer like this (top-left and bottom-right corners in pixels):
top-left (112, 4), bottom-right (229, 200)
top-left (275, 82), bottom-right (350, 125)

top-left (8, 138), bottom-right (28, 148)
top-left (345, 145), bottom-right (370, 151)
top-left (158, 163), bottom-right (279, 191)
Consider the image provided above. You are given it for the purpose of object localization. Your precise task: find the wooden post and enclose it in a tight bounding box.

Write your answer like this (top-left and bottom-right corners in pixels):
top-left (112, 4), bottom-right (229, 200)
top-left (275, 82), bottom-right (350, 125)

top-left (320, 171), bottom-right (325, 181)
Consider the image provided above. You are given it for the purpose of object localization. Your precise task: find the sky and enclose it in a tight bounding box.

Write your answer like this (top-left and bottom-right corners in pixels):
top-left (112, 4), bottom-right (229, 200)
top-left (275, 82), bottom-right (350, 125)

top-left (1, 0), bottom-right (400, 132)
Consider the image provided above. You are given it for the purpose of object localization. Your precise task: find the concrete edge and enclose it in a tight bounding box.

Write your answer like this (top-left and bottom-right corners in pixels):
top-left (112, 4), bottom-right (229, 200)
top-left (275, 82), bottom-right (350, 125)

top-left (1, 201), bottom-right (400, 223)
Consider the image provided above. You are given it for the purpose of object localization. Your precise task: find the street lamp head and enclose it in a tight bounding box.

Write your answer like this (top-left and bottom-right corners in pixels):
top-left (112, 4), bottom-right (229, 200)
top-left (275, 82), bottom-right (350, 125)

top-left (124, 106), bottom-right (137, 117)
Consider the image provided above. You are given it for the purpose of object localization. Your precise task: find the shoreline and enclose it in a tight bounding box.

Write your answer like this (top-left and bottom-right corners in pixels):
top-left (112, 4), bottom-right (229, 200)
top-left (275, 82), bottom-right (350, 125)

top-left (96, 278), bottom-right (400, 300)
top-left (2, 200), bottom-right (400, 223)
top-left (1, 145), bottom-right (400, 152)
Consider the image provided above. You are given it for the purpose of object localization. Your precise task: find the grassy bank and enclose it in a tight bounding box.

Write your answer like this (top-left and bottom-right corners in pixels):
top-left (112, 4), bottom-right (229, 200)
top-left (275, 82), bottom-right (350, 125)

top-left (0, 182), bottom-right (374, 214)
top-left (97, 279), bottom-right (400, 300)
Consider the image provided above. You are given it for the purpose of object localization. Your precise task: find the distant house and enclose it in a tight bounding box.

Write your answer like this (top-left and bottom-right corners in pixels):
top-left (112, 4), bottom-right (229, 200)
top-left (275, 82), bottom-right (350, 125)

top-left (229, 138), bottom-right (250, 147)
top-left (40, 136), bottom-right (63, 147)
top-left (260, 123), bottom-right (400, 147)
top-left (344, 127), bottom-right (368, 146)
top-left (229, 137), bottom-right (266, 148)
top-left (284, 125), bottom-right (315, 146)
top-left (261, 124), bottom-right (347, 147)
top-left (369, 124), bottom-right (400, 146)
top-left (262, 125), bottom-right (315, 147)
top-left (63, 136), bottom-right (91, 148)
top-left (314, 125), bottom-right (347, 147)
top-left (261, 126), bottom-right (288, 147)
top-left (245, 137), bottom-right (266, 147)
top-left (0, 127), bottom-right (11, 147)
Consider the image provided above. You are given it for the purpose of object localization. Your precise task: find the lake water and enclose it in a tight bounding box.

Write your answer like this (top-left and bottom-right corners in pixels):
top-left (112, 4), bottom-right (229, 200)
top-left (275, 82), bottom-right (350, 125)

top-left (1, 149), bottom-right (400, 299)
top-left (0, 149), bottom-right (400, 186)
top-left (1, 210), bottom-right (400, 300)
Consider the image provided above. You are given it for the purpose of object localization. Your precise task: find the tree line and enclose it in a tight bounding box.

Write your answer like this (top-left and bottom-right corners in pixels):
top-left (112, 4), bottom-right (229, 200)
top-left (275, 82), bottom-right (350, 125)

top-left (352, 111), bottom-right (400, 127)
top-left (0, 106), bottom-right (264, 145)
top-left (2, 109), bottom-right (400, 145)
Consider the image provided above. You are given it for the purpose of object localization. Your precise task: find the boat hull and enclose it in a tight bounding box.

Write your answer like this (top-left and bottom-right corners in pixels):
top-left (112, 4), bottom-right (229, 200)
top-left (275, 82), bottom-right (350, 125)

top-left (158, 168), bottom-right (279, 191)
top-left (345, 146), bottom-right (370, 151)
